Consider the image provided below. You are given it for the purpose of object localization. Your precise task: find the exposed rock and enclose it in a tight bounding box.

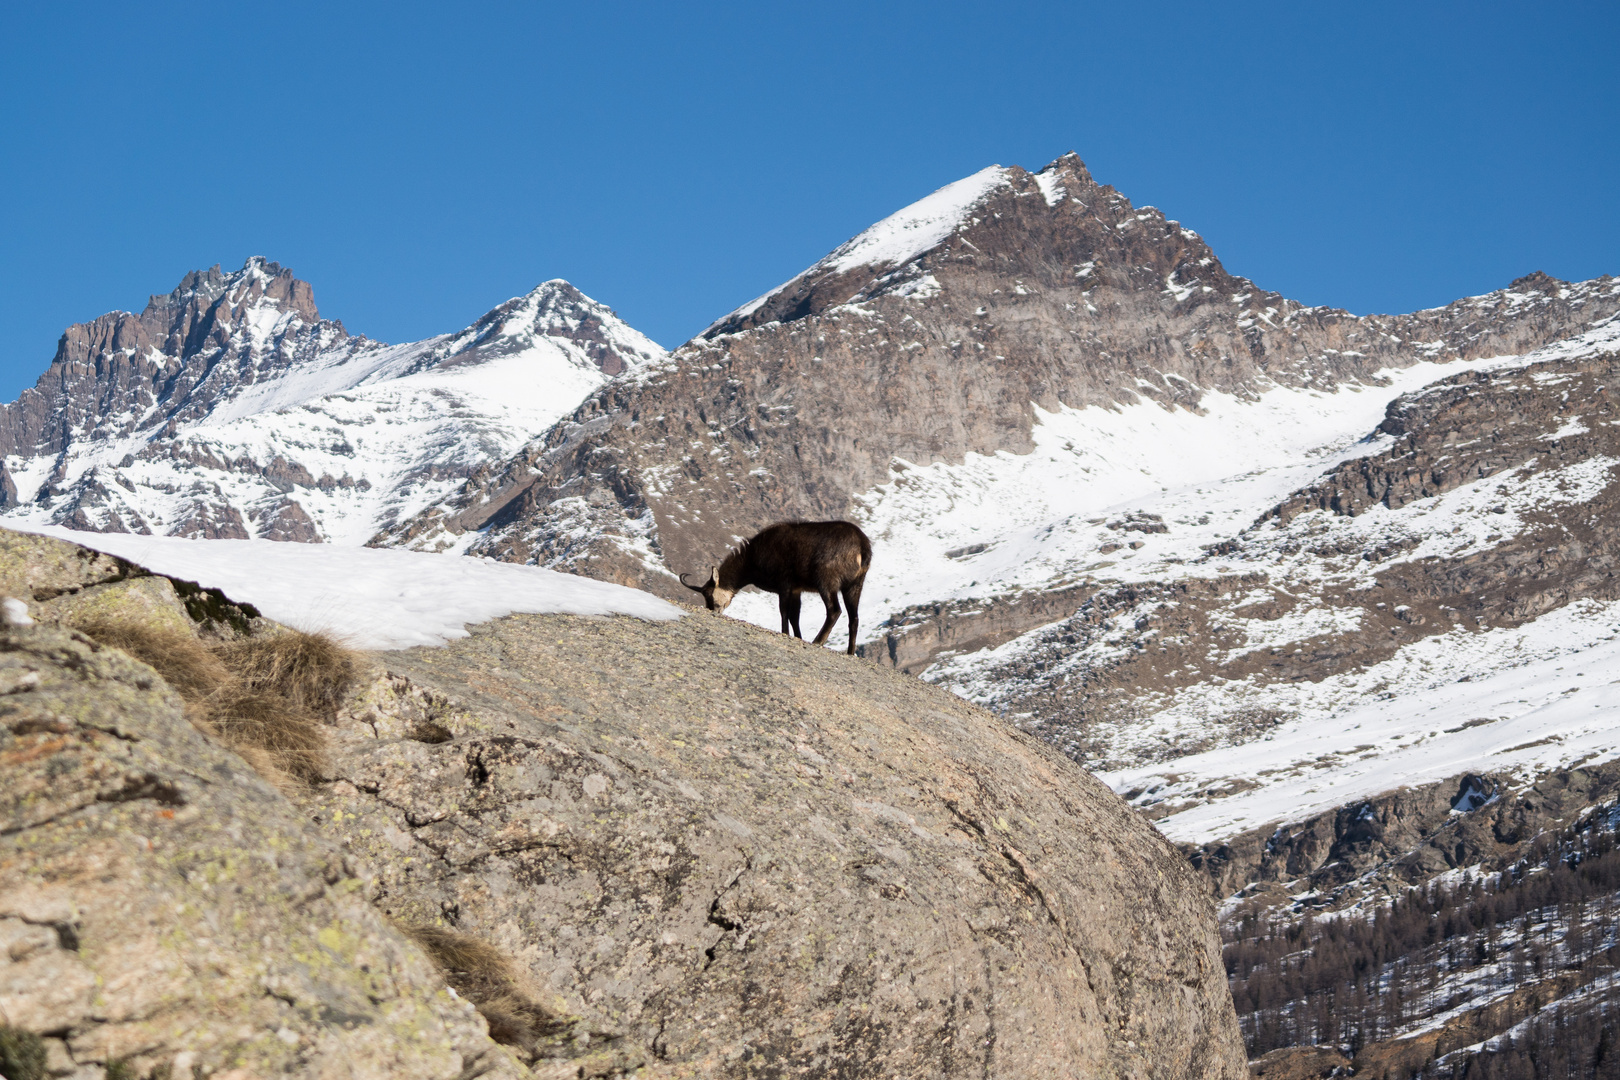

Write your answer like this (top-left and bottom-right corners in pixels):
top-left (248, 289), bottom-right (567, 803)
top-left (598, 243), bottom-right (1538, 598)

top-left (0, 260), bottom-right (321, 461)
top-left (1249, 1045), bottom-right (1350, 1080)
top-left (0, 530), bottom-right (135, 603)
top-left (312, 607), bottom-right (1246, 1079)
top-left (1191, 761), bottom-right (1620, 904)
top-left (859, 585), bottom-right (1091, 674)
top-left (0, 619), bottom-right (525, 1080)
top-left (254, 497), bottom-right (323, 543)
top-left (32, 575), bottom-right (196, 637)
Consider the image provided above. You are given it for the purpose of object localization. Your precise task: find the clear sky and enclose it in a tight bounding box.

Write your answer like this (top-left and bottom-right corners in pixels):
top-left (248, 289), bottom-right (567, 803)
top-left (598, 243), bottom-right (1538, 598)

top-left (2, 2), bottom-right (1615, 400)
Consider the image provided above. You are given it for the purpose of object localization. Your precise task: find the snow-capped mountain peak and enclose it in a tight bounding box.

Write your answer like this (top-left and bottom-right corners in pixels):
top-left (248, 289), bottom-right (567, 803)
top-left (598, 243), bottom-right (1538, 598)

top-left (422, 278), bottom-right (664, 378)
top-left (0, 260), bottom-right (666, 543)
top-left (705, 164), bottom-right (1016, 336)
top-left (822, 164), bottom-right (1012, 274)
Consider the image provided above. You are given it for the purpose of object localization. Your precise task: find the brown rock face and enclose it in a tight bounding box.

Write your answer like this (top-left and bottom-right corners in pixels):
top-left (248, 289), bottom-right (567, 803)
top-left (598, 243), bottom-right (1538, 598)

top-left (315, 608), bottom-right (1246, 1079)
top-left (380, 155), bottom-right (1619, 594)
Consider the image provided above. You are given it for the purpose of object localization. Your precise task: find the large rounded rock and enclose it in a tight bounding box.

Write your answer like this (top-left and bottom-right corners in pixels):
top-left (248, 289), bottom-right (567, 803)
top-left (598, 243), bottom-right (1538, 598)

top-left (320, 609), bottom-right (1245, 1079)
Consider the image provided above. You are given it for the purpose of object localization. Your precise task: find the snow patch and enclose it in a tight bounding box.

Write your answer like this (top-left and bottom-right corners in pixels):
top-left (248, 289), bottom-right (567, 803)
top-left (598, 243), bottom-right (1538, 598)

top-left (708, 166), bottom-right (1011, 329)
top-left (822, 166), bottom-right (1010, 274)
top-left (1032, 169), bottom-right (1067, 206)
top-left (19, 526), bottom-right (680, 651)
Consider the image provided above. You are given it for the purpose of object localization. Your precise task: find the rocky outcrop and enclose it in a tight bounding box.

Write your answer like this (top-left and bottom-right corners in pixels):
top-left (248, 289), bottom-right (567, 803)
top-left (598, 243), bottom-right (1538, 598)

top-left (1190, 762), bottom-right (1620, 904)
top-left (0, 537), bottom-right (525, 1079)
top-left (311, 607), bottom-right (1246, 1079)
top-left (0, 260), bottom-right (331, 462)
top-left (858, 585), bottom-right (1092, 674)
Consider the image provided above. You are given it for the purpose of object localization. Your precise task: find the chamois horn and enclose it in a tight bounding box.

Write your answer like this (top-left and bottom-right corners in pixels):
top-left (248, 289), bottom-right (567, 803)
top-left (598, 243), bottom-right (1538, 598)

top-left (679, 566), bottom-right (718, 591)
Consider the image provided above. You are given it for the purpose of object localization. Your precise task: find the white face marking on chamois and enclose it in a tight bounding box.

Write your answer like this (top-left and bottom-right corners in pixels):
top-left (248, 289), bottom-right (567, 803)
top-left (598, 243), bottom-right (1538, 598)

top-left (709, 588), bottom-right (736, 613)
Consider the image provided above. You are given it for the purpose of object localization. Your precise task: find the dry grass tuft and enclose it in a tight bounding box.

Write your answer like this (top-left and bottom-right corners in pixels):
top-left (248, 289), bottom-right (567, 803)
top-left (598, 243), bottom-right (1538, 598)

top-left (207, 684), bottom-right (328, 782)
top-left (72, 620), bottom-right (356, 787)
top-left (75, 620), bottom-right (233, 703)
top-left (402, 925), bottom-right (571, 1055)
top-left (0, 1025), bottom-right (48, 1080)
top-left (216, 630), bottom-right (356, 716)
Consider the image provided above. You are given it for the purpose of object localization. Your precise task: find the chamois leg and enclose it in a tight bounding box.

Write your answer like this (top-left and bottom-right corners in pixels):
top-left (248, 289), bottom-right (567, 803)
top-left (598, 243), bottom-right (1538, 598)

top-left (812, 589), bottom-right (841, 646)
top-left (779, 591), bottom-right (804, 638)
top-left (841, 577), bottom-right (865, 655)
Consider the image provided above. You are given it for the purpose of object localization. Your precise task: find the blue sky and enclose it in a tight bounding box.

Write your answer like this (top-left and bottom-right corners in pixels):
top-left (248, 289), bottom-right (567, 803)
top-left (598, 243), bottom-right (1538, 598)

top-left (2, 1), bottom-right (1615, 400)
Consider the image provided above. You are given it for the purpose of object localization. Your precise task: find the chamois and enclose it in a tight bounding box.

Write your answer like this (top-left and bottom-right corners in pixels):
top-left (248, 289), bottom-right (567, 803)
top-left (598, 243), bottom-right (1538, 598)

top-left (680, 520), bottom-right (872, 655)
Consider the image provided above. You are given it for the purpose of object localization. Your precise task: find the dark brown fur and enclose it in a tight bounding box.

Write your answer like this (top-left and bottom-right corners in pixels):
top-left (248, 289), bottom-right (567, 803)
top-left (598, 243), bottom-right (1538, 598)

top-left (682, 520), bottom-right (872, 654)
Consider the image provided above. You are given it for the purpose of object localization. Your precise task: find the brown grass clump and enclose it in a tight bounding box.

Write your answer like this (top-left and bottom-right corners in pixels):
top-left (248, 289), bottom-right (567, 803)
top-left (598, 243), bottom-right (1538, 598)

top-left (72, 620), bottom-right (356, 787)
top-left (75, 620), bottom-right (234, 702)
top-left (216, 630), bottom-right (356, 716)
top-left (402, 925), bottom-right (571, 1056)
top-left (0, 1025), bottom-right (48, 1080)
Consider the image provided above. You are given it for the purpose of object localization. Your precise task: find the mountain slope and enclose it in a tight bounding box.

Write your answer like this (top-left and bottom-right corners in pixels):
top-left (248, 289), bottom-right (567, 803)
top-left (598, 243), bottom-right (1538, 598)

top-left (382, 155), bottom-right (1620, 599)
top-left (0, 259), bottom-right (664, 542)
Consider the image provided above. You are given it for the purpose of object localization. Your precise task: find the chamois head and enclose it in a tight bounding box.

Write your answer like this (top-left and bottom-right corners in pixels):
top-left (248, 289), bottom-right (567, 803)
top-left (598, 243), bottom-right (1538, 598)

top-left (679, 565), bottom-right (734, 612)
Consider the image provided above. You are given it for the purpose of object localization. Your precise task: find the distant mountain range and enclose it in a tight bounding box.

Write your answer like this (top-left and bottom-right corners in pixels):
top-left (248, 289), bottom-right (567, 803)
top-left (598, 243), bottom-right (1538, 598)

top-left (0, 258), bottom-right (662, 543)
top-left (11, 154), bottom-right (1620, 1073)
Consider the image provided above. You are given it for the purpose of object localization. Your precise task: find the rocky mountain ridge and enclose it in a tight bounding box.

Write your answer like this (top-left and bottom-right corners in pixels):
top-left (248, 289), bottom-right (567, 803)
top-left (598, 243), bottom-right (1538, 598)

top-left (0, 258), bottom-right (663, 543)
top-left (379, 155), bottom-right (1620, 596)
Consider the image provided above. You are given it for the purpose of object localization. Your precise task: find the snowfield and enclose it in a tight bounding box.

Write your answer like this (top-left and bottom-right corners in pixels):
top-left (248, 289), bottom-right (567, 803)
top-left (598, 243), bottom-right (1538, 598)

top-left (19, 526), bottom-right (680, 651)
top-left (1102, 596), bottom-right (1620, 845)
